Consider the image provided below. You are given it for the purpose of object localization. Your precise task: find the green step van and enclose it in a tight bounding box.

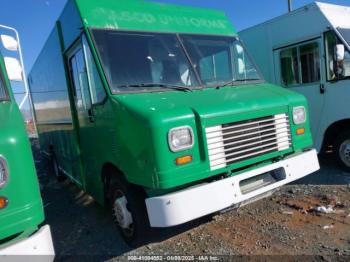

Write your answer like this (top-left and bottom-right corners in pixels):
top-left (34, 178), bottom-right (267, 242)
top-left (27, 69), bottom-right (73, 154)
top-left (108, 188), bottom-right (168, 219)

top-left (29, 0), bottom-right (320, 246)
top-left (0, 25), bottom-right (54, 256)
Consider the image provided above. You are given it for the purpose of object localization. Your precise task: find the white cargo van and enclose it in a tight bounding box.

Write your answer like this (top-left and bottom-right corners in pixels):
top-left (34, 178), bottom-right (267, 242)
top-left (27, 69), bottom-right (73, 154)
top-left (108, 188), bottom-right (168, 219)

top-left (240, 2), bottom-right (350, 171)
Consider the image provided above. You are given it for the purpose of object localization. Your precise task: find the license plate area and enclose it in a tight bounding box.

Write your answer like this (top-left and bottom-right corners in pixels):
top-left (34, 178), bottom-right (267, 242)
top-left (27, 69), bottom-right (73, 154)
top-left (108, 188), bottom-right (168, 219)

top-left (239, 168), bottom-right (286, 195)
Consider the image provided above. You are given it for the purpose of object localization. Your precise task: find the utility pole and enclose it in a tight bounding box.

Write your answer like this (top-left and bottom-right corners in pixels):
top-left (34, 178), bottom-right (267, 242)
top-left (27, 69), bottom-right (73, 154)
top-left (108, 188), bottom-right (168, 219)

top-left (288, 0), bottom-right (292, 12)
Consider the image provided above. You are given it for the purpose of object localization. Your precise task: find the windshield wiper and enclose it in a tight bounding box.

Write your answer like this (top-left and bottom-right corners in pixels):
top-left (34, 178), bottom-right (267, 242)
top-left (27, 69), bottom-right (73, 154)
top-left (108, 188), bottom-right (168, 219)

top-left (215, 79), bottom-right (261, 89)
top-left (117, 83), bottom-right (193, 92)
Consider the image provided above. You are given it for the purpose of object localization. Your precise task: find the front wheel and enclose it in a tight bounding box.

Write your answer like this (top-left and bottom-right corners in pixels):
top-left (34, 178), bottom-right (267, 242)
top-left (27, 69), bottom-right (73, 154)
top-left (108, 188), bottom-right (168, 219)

top-left (109, 175), bottom-right (151, 247)
top-left (334, 131), bottom-right (350, 172)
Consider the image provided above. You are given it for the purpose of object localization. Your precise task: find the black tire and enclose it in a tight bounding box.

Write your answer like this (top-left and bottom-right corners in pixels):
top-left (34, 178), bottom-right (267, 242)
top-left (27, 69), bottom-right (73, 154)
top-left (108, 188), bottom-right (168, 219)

top-left (108, 175), bottom-right (151, 247)
top-left (334, 130), bottom-right (350, 172)
top-left (50, 153), bottom-right (66, 182)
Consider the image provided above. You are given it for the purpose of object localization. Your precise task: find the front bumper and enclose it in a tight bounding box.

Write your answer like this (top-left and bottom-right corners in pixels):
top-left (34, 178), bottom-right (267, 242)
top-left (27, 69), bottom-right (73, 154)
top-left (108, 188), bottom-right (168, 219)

top-left (146, 149), bottom-right (319, 227)
top-left (0, 225), bottom-right (55, 257)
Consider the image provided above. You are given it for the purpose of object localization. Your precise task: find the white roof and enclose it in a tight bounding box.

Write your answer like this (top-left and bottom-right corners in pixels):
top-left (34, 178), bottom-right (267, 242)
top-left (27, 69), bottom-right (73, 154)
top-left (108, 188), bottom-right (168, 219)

top-left (240, 1), bottom-right (350, 33)
top-left (316, 2), bottom-right (350, 29)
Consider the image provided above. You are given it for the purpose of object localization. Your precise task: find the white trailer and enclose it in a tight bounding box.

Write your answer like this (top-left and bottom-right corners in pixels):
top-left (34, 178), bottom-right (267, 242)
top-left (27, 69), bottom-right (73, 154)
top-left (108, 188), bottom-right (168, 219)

top-left (240, 2), bottom-right (350, 171)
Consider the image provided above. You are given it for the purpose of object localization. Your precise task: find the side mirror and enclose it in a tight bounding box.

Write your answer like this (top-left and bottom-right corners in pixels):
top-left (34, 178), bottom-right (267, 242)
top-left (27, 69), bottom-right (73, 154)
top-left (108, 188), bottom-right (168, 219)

top-left (336, 44), bottom-right (345, 61)
top-left (4, 57), bottom-right (23, 81)
top-left (0, 34), bottom-right (19, 51)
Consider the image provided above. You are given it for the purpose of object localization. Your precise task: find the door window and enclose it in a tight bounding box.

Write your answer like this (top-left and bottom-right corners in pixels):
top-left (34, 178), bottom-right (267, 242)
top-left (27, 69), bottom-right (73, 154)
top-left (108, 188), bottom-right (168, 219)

top-left (280, 42), bottom-right (320, 86)
top-left (300, 43), bottom-right (320, 84)
top-left (69, 49), bottom-right (92, 111)
top-left (82, 37), bottom-right (106, 105)
top-left (325, 31), bottom-right (350, 81)
top-left (280, 47), bottom-right (299, 86)
top-left (0, 70), bottom-right (9, 101)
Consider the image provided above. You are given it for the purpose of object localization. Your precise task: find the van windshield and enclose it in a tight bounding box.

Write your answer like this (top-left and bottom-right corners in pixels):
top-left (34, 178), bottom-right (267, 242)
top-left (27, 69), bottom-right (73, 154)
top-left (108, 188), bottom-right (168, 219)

top-left (180, 34), bottom-right (261, 87)
top-left (91, 30), bottom-right (261, 93)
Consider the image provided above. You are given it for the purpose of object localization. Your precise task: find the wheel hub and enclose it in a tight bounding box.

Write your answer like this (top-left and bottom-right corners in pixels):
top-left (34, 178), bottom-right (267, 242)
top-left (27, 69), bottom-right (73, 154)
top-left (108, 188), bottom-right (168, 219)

top-left (113, 196), bottom-right (133, 229)
top-left (339, 139), bottom-right (350, 167)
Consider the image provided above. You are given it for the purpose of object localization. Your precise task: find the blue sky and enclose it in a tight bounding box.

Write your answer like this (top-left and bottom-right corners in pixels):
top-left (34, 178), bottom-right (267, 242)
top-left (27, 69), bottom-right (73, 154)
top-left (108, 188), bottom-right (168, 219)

top-left (1, 0), bottom-right (350, 73)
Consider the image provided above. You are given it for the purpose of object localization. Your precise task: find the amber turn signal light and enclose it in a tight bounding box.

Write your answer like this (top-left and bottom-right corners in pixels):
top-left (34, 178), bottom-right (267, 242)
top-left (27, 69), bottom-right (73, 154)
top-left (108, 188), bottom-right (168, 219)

top-left (296, 128), bottom-right (305, 135)
top-left (0, 197), bottom-right (8, 209)
top-left (176, 155), bottom-right (193, 165)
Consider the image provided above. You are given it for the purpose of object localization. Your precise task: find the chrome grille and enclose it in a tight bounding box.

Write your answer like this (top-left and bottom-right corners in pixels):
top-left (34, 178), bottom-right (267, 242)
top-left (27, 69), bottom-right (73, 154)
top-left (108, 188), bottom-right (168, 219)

top-left (206, 114), bottom-right (291, 171)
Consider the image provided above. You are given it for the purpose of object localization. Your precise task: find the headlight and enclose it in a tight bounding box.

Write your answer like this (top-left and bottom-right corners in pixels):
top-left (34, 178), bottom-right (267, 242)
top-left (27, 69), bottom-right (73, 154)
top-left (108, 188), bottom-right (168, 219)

top-left (293, 106), bottom-right (306, 125)
top-left (168, 126), bottom-right (194, 152)
top-left (0, 157), bottom-right (9, 189)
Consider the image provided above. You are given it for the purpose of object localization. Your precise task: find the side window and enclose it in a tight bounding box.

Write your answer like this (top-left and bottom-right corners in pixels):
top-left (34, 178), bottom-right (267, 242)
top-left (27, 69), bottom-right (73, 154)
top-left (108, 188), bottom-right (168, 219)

top-left (300, 43), bottom-right (320, 84)
top-left (70, 56), bottom-right (83, 109)
top-left (280, 47), bottom-right (299, 86)
top-left (69, 49), bottom-right (92, 111)
top-left (280, 42), bottom-right (320, 86)
top-left (83, 37), bottom-right (106, 104)
top-left (345, 51), bottom-right (350, 77)
top-left (325, 31), bottom-right (350, 81)
top-left (0, 70), bottom-right (9, 101)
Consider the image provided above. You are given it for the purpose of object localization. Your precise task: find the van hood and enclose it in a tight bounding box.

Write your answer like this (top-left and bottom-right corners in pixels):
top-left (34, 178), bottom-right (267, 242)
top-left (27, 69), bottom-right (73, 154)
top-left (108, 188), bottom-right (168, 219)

top-left (109, 82), bottom-right (312, 190)
top-left (113, 83), bottom-right (306, 125)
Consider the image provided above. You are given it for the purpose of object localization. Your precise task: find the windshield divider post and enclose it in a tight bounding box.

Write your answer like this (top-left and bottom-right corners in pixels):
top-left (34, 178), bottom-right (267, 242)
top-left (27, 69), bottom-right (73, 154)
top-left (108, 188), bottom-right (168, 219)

top-left (176, 33), bottom-right (204, 88)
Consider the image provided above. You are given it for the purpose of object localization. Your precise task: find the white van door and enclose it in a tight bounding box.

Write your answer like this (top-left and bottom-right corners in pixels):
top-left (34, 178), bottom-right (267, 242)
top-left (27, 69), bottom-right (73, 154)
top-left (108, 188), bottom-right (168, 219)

top-left (322, 30), bottom-right (350, 169)
top-left (273, 39), bottom-right (325, 148)
top-left (323, 31), bottom-right (350, 123)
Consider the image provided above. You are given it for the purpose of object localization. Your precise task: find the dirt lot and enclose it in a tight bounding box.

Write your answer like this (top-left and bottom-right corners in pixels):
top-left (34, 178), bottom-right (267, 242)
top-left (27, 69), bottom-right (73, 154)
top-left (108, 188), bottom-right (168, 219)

top-left (31, 140), bottom-right (350, 260)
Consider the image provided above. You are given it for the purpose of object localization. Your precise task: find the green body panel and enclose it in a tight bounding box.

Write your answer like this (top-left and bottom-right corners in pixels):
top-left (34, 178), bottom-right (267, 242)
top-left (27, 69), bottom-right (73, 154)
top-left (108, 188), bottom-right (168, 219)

top-left (105, 83), bottom-right (311, 189)
top-left (76, 0), bottom-right (236, 36)
top-left (29, 0), bottom-right (313, 206)
top-left (0, 55), bottom-right (44, 245)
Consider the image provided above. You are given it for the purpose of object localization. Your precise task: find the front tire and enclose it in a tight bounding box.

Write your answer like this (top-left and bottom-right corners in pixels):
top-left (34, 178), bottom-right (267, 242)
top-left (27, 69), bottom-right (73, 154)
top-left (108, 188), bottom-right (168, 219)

top-left (334, 131), bottom-right (350, 172)
top-left (108, 175), bottom-right (151, 247)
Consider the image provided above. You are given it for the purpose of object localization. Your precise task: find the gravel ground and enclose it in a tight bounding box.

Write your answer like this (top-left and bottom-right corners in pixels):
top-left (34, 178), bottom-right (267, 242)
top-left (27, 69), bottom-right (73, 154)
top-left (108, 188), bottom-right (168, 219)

top-left (31, 140), bottom-right (350, 260)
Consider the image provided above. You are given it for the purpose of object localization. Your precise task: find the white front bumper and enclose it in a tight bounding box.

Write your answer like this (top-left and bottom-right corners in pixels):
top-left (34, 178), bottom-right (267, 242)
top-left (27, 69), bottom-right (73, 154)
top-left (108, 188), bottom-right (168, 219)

top-left (0, 225), bottom-right (55, 257)
top-left (146, 149), bottom-right (319, 227)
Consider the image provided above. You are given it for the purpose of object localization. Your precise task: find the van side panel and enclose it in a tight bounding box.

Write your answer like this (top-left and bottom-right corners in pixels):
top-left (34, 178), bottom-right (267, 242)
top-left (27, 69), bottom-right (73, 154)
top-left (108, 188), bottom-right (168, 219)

top-left (29, 27), bottom-right (83, 186)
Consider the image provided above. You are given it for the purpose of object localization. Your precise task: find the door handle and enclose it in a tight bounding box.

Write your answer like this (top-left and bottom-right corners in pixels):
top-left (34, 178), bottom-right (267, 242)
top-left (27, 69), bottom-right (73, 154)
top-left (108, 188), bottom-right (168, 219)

top-left (320, 83), bottom-right (325, 94)
top-left (88, 108), bottom-right (95, 123)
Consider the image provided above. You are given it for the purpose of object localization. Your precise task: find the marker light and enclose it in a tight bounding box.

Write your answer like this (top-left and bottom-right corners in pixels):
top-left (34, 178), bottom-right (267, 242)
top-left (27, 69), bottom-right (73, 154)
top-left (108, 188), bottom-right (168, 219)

top-left (176, 155), bottom-right (193, 166)
top-left (0, 197), bottom-right (8, 209)
top-left (296, 128), bottom-right (305, 135)
top-left (168, 126), bottom-right (194, 152)
top-left (293, 106), bottom-right (306, 125)
top-left (0, 157), bottom-right (9, 189)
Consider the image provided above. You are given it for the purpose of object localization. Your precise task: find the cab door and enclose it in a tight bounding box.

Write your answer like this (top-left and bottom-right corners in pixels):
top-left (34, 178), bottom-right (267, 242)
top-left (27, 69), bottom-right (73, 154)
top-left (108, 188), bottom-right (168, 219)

top-left (274, 39), bottom-right (325, 148)
top-left (68, 40), bottom-right (95, 187)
